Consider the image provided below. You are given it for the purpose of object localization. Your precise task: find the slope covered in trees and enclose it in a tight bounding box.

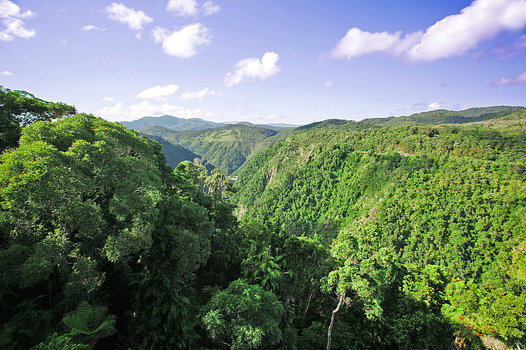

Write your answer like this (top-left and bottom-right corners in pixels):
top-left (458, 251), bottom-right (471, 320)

top-left (234, 108), bottom-right (526, 348)
top-left (142, 124), bottom-right (281, 174)
top-left (144, 133), bottom-right (213, 170)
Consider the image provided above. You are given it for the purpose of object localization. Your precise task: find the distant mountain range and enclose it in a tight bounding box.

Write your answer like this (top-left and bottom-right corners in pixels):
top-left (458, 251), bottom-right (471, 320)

top-left (122, 115), bottom-right (223, 132)
top-left (122, 115), bottom-right (299, 132)
top-left (122, 106), bottom-right (524, 172)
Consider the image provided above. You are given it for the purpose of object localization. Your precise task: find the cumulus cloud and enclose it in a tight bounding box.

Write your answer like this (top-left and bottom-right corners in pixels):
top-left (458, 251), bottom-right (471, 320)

top-left (331, 0), bottom-right (526, 62)
top-left (102, 96), bottom-right (115, 102)
top-left (331, 28), bottom-right (402, 59)
top-left (0, 0), bottom-right (35, 41)
top-left (136, 84), bottom-right (180, 100)
top-left (167, 0), bottom-right (198, 16)
top-left (323, 80), bottom-right (334, 88)
top-left (202, 1), bottom-right (220, 15)
top-left (99, 100), bottom-right (214, 122)
top-left (106, 2), bottom-right (152, 31)
top-left (82, 25), bottom-right (106, 32)
top-left (224, 52), bottom-right (280, 87)
top-left (492, 71), bottom-right (526, 86)
top-left (180, 88), bottom-right (220, 100)
top-left (152, 23), bottom-right (211, 58)
top-left (0, 70), bottom-right (13, 76)
top-left (408, 0), bottom-right (526, 61)
top-left (166, 0), bottom-right (220, 16)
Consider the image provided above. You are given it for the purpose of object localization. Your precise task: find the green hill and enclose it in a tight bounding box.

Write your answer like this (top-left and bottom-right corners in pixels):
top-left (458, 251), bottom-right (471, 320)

top-left (141, 124), bottom-right (280, 174)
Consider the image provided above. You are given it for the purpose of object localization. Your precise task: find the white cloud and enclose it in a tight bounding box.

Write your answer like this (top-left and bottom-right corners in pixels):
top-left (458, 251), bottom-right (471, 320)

top-left (323, 80), bottom-right (334, 88)
top-left (202, 1), bottom-right (220, 15)
top-left (331, 28), bottom-right (402, 59)
top-left (82, 25), bottom-right (106, 32)
top-left (102, 96), bottom-right (115, 102)
top-left (492, 71), bottom-right (526, 86)
top-left (408, 0), bottom-right (526, 61)
top-left (331, 0), bottom-right (526, 62)
top-left (180, 88), bottom-right (220, 101)
top-left (0, 0), bottom-right (35, 42)
top-left (427, 102), bottom-right (442, 110)
top-left (100, 102), bottom-right (124, 119)
top-left (105, 2), bottom-right (152, 31)
top-left (136, 84), bottom-right (180, 100)
top-left (99, 100), bottom-right (213, 122)
top-left (166, 0), bottom-right (219, 17)
top-left (167, 0), bottom-right (198, 16)
top-left (0, 70), bottom-right (13, 76)
top-left (224, 52), bottom-right (281, 87)
top-left (152, 23), bottom-right (210, 58)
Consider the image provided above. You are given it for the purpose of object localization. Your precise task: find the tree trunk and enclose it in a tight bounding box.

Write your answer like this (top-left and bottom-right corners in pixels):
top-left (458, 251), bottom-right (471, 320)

top-left (303, 289), bottom-right (314, 321)
top-left (326, 291), bottom-right (345, 350)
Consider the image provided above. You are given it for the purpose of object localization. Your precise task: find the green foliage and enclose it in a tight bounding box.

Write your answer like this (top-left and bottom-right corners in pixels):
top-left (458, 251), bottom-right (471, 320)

top-left (62, 301), bottom-right (116, 347)
top-left (32, 333), bottom-right (88, 350)
top-left (242, 246), bottom-right (283, 292)
top-left (0, 86), bottom-right (76, 152)
top-left (0, 108), bottom-right (232, 348)
top-left (234, 110), bottom-right (526, 346)
top-left (201, 279), bottom-right (284, 349)
top-left (2, 88), bottom-right (524, 349)
top-left (128, 277), bottom-right (195, 349)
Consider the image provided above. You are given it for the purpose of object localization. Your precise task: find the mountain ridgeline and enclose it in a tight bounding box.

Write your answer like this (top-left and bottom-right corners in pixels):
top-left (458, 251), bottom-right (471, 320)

top-left (131, 106), bottom-right (523, 174)
top-left (1, 87), bottom-right (525, 350)
top-left (141, 124), bottom-right (283, 174)
top-left (121, 114), bottom-right (224, 132)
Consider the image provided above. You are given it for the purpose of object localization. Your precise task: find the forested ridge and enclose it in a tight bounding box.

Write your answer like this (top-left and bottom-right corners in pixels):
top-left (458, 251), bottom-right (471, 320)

top-left (1, 87), bottom-right (525, 349)
top-left (141, 124), bottom-right (281, 175)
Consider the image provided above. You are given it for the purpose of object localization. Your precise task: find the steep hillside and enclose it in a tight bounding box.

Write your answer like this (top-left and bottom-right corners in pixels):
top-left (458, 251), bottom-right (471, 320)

top-left (121, 115), bottom-right (224, 131)
top-left (142, 124), bottom-right (279, 174)
top-left (233, 110), bottom-right (526, 345)
top-left (145, 134), bottom-right (213, 170)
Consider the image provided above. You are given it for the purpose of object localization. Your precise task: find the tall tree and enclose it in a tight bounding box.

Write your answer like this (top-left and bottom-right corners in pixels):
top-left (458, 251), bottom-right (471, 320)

top-left (0, 87), bottom-right (76, 152)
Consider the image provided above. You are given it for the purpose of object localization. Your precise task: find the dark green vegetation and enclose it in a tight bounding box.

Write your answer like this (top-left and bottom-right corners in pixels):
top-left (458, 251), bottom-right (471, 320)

top-left (1, 88), bottom-right (524, 349)
top-left (0, 87), bottom-right (76, 152)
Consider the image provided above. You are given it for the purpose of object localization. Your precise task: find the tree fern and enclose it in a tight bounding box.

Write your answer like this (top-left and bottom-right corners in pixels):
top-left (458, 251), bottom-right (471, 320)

top-left (62, 301), bottom-right (116, 348)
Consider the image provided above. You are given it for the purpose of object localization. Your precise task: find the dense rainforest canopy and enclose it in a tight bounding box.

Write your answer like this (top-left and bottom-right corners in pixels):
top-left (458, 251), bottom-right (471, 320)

top-left (0, 87), bottom-right (524, 349)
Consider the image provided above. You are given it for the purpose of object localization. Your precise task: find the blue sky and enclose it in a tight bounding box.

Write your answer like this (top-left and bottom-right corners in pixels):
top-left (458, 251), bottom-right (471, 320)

top-left (1, 0), bottom-right (525, 124)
